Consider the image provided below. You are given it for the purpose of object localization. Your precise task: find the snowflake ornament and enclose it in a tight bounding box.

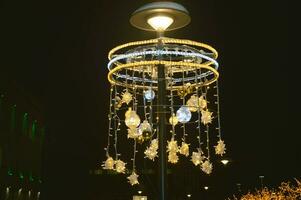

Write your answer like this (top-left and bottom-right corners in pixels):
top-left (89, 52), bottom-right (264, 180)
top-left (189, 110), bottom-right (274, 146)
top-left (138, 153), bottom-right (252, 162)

top-left (215, 140), bottom-right (226, 156)
top-left (168, 152), bottom-right (179, 164)
top-left (121, 91), bottom-right (133, 105)
top-left (201, 160), bottom-right (213, 174)
top-left (115, 159), bottom-right (126, 173)
top-left (179, 142), bottom-right (190, 157)
top-left (127, 171), bottom-right (139, 186)
top-left (201, 109), bottom-right (213, 125)
top-left (102, 156), bottom-right (114, 170)
top-left (191, 150), bottom-right (204, 166)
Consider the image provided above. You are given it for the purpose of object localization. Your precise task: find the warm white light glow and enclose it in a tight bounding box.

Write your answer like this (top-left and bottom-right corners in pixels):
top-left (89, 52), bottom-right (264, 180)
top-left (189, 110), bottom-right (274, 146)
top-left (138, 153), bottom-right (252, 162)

top-left (187, 194), bottom-right (192, 197)
top-left (204, 186), bottom-right (209, 190)
top-left (221, 159), bottom-right (229, 165)
top-left (138, 191), bottom-right (142, 194)
top-left (147, 15), bottom-right (174, 31)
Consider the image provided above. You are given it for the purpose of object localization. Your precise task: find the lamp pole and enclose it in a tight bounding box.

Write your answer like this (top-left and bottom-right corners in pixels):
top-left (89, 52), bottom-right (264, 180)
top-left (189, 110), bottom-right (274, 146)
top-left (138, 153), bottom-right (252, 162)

top-left (157, 35), bottom-right (167, 200)
top-left (129, 2), bottom-right (191, 200)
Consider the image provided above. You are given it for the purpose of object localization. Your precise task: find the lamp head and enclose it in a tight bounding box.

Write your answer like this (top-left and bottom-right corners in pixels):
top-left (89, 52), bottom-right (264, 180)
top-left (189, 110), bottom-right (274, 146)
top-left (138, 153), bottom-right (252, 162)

top-left (130, 1), bottom-right (190, 32)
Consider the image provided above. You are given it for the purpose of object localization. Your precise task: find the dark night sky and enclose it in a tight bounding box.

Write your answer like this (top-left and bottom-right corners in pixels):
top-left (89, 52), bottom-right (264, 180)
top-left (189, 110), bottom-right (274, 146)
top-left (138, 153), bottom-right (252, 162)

top-left (1, 0), bottom-right (295, 199)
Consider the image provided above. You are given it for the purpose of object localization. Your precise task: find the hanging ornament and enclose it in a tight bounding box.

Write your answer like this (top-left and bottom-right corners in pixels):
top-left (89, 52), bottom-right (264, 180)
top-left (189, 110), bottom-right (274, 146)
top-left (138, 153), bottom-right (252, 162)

top-left (169, 113), bottom-right (179, 126)
top-left (144, 147), bottom-right (158, 161)
top-left (102, 156), bottom-right (115, 170)
top-left (144, 89), bottom-right (155, 101)
top-left (114, 96), bottom-right (123, 109)
top-left (186, 95), bottom-right (199, 112)
top-left (115, 159), bottom-right (126, 173)
top-left (201, 109), bottom-right (213, 125)
top-left (199, 96), bottom-right (207, 109)
top-left (150, 138), bottom-right (158, 150)
top-left (167, 139), bottom-right (179, 153)
top-left (125, 108), bottom-right (141, 128)
top-left (176, 106), bottom-right (192, 123)
top-left (125, 107), bottom-right (132, 118)
top-left (122, 91), bottom-right (133, 105)
top-left (214, 140), bottom-right (226, 156)
top-left (138, 120), bottom-right (152, 138)
top-left (179, 142), bottom-right (190, 157)
top-left (191, 150), bottom-right (204, 166)
top-left (144, 139), bottom-right (159, 161)
top-left (168, 152), bottom-right (179, 164)
top-left (127, 127), bottom-right (141, 139)
top-left (127, 171), bottom-right (139, 186)
top-left (137, 135), bottom-right (145, 144)
top-left (177, 83), bottom-right (193, 98)
top-left (201, 160), bottom-right (213, 174)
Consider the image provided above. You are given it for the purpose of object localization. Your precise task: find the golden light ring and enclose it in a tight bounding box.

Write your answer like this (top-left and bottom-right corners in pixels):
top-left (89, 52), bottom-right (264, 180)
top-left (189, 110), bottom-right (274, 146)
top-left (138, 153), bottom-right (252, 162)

top-left (107, 61), bottom-right (219, 90)
top-left (108, 38), bottom-right (218, 62)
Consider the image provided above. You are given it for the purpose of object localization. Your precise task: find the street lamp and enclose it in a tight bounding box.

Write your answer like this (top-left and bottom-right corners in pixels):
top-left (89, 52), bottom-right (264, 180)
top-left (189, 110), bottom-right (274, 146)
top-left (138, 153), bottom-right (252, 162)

top-left (102, 2), bottom-right (226, 200)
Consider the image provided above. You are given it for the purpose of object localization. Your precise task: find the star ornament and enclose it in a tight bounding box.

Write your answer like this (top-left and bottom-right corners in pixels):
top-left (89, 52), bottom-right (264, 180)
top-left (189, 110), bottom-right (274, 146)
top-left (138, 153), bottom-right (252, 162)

top-left (201, 160), bottom-right (213, 174)
top-left (179, 142), bottom-right (190, 157)
top-left (102, 156), bottom-right (114, 170)
top-left (191, 150), bottom-right (204, 166)
top-left (122, 91), bottom-right (133, 105)
top-left (215, 140), bottom-right (226, 156)
top-left (144, 147), bottom-right (158, 161)
top-left (115, 160), bottom-right (126, 173)
top-left (201, 110), bottom-right (213, 125)
top-left (127, 171), bottom-right (139, 186)
top-left (167, 139), bottom-right (178, 153)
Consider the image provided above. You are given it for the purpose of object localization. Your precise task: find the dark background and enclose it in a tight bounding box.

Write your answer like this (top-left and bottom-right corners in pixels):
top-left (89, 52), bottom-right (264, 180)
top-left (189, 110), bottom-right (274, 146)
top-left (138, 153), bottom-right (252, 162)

top-left (1, 0), bottom-right (294, 199)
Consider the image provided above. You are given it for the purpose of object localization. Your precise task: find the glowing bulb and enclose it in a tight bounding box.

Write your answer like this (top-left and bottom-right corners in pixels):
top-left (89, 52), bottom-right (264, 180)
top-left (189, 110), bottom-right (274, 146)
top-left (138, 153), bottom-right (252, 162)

top-left (147, 15), bottom-right (174, 31)
top-left (204, 186), bottom-right (209, 190)
top-left (221, 159), bottom-right (229, 165)
top-left (138, 191), bottom-right (142, 194)
top-left (187, 194), bottom-right (192, 197)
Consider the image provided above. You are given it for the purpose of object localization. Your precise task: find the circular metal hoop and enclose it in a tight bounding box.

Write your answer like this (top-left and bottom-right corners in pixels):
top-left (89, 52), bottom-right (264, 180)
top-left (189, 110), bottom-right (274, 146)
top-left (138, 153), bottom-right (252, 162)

top-left (108, 38), bottom-right (218, 60)
top-left (107, 61), bottom-right (219, 90)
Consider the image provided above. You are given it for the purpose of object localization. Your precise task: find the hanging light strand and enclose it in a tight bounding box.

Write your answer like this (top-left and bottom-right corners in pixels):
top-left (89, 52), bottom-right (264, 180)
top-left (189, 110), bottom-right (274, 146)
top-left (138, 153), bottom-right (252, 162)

top-left (105, 86), bottom-right (114, 157)
top-left (149, 54), bottom-right (155, 139)
top-left (204, 85), bottom-right (210, 160)
top-left (113, 85), bottom-right (121, 160)
top-left (215, 80), bottom-right (222, 139)
top-left (181, 69), bottom-right (187, 142)
top-left (132, 139), bottom-right (137, 171)
top-left (195, 68), bottom-right (203, 149)
top-left (169, 63), bottom-right (176, 140)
